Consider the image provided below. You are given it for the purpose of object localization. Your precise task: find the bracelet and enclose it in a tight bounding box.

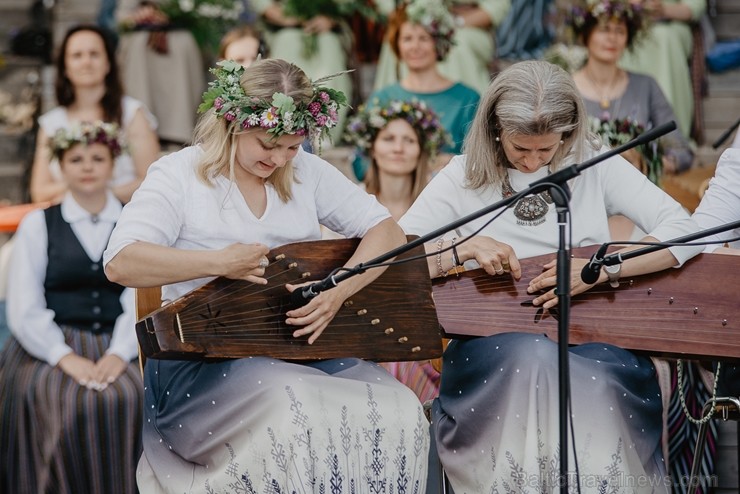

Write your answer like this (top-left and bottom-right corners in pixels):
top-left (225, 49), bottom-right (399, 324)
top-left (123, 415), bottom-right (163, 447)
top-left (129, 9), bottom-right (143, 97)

top-left (451, 237), bottom-right (461, 267)
top-left (435, 237), bottom-right (446, 277)
top-left (604, 263), bottom-right (621, 288)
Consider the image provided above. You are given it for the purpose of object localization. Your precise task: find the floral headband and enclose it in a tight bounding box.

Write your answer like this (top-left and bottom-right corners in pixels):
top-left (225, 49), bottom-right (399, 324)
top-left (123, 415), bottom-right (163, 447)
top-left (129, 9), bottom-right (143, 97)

top-left (344, 99), bottom-right (452, 158)
top-left (570, 0), bottom-right (645, 40)
top-left (405, 0), bottom-right (456, 60)
top-left (50, 121), bottom-right (123, 160)
top-left (198, 60), bottom-right (348, 142)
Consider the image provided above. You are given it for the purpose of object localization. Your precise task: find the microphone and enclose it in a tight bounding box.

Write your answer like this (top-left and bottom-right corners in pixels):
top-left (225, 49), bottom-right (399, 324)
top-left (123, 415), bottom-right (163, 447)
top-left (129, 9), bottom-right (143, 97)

top-left (290, 273), bottom-right (339, 308)
top-left (580, 242), bottom-right (609, 284)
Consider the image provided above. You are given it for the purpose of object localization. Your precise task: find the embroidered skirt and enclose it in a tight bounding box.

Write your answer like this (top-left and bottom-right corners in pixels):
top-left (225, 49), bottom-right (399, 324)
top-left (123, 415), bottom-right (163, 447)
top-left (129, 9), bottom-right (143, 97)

top-left (0, 327), bottom-right (144, 494)
top-left (432, 332), bottom-right (668, 493)
top-left (137, 357), bottom-right (430, 493)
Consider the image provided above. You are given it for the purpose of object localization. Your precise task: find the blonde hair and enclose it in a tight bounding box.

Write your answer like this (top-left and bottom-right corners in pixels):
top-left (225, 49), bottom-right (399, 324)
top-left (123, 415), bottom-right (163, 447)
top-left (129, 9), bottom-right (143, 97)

top-left (464, 60), bottom-right (599, 190)
top-left (193, 59), bottom-right (313, 202)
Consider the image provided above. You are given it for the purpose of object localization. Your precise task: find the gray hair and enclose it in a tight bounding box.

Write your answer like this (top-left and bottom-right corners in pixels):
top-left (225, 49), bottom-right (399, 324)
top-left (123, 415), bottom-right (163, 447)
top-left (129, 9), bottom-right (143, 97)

top-left (463, 60), bottom-right (599, 189)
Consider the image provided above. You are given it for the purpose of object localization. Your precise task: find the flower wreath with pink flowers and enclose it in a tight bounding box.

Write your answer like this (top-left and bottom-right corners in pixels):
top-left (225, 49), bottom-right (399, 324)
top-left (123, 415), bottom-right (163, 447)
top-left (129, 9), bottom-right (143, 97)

top-left (50, 121), bottom-right (124, 160)
top-left (198, 60), bottom-right (348, 143)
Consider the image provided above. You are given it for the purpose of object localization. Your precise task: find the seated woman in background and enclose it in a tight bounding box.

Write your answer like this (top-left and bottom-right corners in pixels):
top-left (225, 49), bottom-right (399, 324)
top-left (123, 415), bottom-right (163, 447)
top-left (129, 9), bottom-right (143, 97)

top-left (0, 121), bottom-right (143, 494)
top-left (373, 0), bottom-right (512, 95)
top-left (344, 98), bottom-right (451, 402)
top-left (32, 25), bottom-right (160, 204)
top-left (218, 24), bottom-right (268, 68)
top-left (571, 0), bottom-right (695, 242)
top-left (571, 0), bottom-right (694, 175)
top-left (619, 0), bottom-right (706, 140)
top-left (363, 0), bottom-right (480, 180)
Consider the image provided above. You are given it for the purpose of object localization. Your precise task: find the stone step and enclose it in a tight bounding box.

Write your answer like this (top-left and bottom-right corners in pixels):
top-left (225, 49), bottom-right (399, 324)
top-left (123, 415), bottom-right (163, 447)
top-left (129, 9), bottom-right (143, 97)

top-left (709, 0), bottom-right (740, 41)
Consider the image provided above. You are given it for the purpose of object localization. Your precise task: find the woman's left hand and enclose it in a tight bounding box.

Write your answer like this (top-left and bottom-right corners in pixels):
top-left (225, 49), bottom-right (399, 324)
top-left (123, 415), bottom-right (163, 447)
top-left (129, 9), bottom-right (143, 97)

top-left (284, 282), bottom-right (347, 344)
top-left (91, 354), bottom-right (128, 391)
top-left (526, 257), bottom-right (597, 309)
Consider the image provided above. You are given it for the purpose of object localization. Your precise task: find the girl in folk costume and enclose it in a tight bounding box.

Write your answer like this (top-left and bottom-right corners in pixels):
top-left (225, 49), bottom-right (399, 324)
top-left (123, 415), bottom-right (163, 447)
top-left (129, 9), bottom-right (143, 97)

top-left (0, 121), bottom-right (143, 494)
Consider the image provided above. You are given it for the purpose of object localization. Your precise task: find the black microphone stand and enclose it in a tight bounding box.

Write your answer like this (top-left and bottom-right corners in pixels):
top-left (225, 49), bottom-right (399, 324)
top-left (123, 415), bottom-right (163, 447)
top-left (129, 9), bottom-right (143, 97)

top-left (307, 120), bottom-right (678, 493)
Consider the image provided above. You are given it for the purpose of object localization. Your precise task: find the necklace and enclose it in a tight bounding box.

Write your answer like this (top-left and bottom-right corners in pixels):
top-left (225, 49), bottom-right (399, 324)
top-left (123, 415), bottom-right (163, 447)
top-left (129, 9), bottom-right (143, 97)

top-left (501, 173), bottom-right (553, 226)
top-left (584, 67), bottom-right (621, 110)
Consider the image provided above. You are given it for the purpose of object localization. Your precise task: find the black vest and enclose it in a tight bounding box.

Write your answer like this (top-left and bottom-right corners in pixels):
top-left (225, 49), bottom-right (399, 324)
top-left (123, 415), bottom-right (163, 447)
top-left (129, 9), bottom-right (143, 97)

top-left (44, 205), bottom-right (124, 333)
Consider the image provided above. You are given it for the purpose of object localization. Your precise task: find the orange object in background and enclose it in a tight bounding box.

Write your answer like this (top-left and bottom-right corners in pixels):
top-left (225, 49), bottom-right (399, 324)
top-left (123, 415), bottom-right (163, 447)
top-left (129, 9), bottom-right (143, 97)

top-left (0, 202), bottom-right (50, 233)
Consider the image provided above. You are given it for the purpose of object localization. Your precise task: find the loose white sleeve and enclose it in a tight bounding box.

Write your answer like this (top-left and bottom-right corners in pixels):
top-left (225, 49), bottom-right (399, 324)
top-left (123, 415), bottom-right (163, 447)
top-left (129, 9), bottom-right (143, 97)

top-left (105, 287), bottom-right (139, 362)
top-left (692, 148), bottom-right (740, 251)
top-left (104, 149), bottom-right (189, 265)
top-left (6, 210), bottom-right (73, 365)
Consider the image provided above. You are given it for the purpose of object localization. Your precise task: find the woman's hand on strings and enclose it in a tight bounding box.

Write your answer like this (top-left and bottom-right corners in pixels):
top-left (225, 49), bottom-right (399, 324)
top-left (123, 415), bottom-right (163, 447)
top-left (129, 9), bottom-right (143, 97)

top-left (217, 243), bottom-right (270, 284)
top-left (460, 235), bottom-right (522, 279)
top-left (284, 282), bottom-right (347, 344)
top-left (527, 257), bottom-right (596, 309)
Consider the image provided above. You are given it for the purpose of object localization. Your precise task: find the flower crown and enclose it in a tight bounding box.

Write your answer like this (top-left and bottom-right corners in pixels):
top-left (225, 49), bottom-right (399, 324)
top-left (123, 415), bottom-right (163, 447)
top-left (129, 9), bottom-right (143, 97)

top-left (344, 99), bottom-right (452, 158)
top-left (569, 0), bottom-right (645, 40)
top-left (50, 121), bottom-right (124, 160)
top-left (405, 0), bottom-right (456, 59)
top-left (198, 60), bottom-right (348, 142)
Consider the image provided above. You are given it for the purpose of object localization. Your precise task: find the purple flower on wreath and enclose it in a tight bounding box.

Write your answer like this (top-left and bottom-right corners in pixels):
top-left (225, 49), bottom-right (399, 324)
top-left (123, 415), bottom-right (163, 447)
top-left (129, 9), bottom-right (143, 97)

top-left (214, 97), bottom-right (225, 111)
top-left (316, 114), bottom-right (329, 127)
top-left (319, 92), bottom-right (330, 103)
top-left (308, 101), bottom-right (322, 117)
top-left (224, 111), bottom-right (237, 122)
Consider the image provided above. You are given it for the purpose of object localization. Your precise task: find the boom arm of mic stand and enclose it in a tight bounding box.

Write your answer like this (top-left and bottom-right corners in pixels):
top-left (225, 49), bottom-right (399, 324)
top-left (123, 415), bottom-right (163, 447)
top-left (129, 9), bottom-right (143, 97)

top-left (328, 121), bottom-right (680, 288)
top-left (602, 219), bottom-right (740, 266)
top-left (529, 121), bottom-right (678, 191)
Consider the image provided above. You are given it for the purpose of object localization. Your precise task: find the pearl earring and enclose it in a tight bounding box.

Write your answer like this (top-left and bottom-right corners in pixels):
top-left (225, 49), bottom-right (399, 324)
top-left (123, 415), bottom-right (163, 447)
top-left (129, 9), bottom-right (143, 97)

top-left (559, 140), bottom-right (564, 145)
top-left (495, 136), bottom-right (500, 142)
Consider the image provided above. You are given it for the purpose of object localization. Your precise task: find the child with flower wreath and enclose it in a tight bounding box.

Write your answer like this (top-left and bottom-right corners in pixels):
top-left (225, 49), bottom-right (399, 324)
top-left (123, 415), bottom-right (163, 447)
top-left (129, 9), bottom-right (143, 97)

top-left (103, 58), bottom-right (430, 493)
top-left (0, 121), bottom-right (143, 493)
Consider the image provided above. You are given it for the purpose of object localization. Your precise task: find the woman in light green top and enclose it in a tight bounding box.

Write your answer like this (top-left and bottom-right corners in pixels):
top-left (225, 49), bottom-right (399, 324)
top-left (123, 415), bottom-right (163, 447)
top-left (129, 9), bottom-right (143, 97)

top-left (619, 0), bottom-right (706, 138)
top-left (373, 0), bottom-right (510, 94)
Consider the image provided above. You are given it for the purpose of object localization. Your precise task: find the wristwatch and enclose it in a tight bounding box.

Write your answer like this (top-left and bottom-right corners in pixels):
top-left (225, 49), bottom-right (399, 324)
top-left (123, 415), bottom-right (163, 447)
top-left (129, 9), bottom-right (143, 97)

top-left (604, 264), bottom-right (621, 288)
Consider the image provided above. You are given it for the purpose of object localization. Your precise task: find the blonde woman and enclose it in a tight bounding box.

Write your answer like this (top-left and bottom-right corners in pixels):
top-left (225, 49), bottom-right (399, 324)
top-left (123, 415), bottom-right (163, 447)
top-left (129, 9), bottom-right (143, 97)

top-left (103, 59), bottom-right (429, 493)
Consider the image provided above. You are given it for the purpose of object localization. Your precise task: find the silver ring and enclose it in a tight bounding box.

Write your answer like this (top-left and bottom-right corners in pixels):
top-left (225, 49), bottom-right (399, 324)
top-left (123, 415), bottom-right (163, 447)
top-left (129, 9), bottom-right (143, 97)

top-left (259, 257), bottom-right (269, 269)
top-left (495, 268), bottom-right (504, 275)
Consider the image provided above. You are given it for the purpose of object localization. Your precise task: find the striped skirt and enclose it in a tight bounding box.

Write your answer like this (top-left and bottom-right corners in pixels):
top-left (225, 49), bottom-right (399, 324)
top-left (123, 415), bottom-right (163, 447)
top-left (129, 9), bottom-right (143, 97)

top-left (0, 326), bottom-right (144, 494)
